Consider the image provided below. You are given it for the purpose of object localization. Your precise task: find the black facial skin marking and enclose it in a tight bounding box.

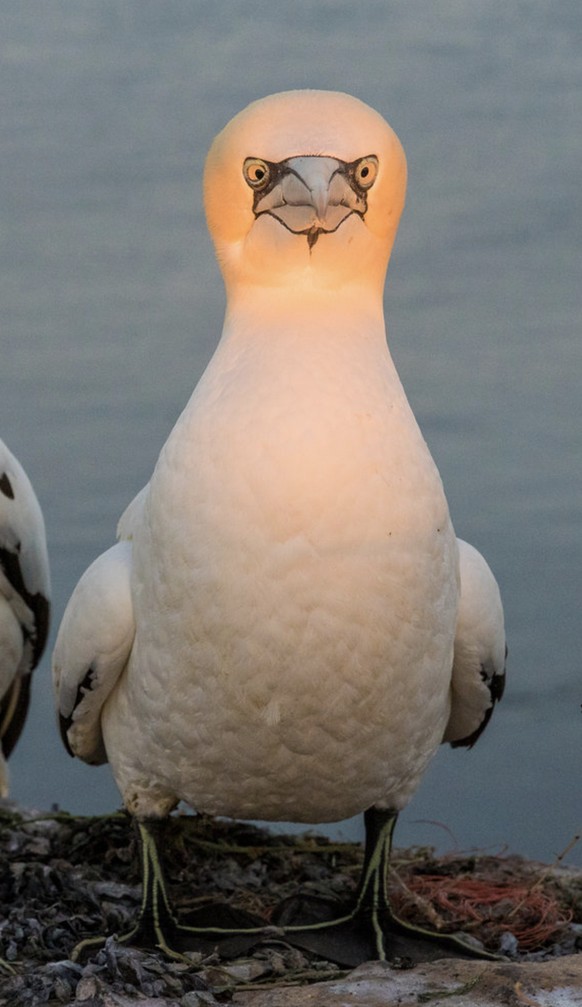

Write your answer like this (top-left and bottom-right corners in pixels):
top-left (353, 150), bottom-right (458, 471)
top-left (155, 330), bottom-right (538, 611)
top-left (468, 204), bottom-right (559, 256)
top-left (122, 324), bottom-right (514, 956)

top-left (245, 155), bottom-right (377, 248)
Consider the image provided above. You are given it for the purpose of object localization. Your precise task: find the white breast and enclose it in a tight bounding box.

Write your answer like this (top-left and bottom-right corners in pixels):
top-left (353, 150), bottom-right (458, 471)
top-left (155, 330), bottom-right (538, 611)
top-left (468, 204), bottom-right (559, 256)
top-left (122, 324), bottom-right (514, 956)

top-left (103, 307), bottom-right (458, 823)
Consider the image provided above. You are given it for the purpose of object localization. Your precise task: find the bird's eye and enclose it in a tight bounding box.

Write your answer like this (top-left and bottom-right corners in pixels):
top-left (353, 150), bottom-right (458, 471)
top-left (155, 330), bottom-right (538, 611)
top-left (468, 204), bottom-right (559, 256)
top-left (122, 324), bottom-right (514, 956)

top-left (354, 156), bottom-right (378, 190)
top-left (243, 158), bottom-right (271, 190)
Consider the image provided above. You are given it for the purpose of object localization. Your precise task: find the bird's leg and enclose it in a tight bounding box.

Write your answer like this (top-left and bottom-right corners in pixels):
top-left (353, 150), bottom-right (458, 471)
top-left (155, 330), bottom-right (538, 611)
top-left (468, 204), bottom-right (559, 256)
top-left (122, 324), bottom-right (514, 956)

top-left (72, 819), bottom-right (186, 961)
top-left (72, 819), bottom-right (270, 962)
top-left (349, 804), bottom-right (399, 956)
top-left (123, 818), bottom-right (185, 954)
top-left (272, 807), bottom-right (397, 962)
top-left (276, 807), bottom-right (501, 966)
top-left (353, 807), bottom-right (498, 959)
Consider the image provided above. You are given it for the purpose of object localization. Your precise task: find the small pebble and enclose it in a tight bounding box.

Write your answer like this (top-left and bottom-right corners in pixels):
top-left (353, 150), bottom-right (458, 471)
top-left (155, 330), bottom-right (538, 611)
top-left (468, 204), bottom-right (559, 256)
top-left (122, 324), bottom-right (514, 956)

top-left (499, 930), bottom-right (520, 956)
top-left (181, 994), bottom-right (221, 1007)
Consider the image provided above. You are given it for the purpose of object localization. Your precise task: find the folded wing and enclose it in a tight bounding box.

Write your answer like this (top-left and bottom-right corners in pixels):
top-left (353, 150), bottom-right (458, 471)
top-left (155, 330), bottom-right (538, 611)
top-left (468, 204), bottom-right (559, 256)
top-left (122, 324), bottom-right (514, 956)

top-left (444, 538), bottom-right (506, 749)
top-left (53, 540), bottom-right (134, 765)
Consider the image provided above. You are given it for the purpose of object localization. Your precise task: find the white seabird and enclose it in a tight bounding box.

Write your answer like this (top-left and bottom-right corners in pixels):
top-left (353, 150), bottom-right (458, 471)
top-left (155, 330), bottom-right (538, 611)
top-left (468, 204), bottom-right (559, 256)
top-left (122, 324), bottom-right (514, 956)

top-left (0, 438), bottom-right (50, 796)
top-left (53, 90), bottom-right (506, 964)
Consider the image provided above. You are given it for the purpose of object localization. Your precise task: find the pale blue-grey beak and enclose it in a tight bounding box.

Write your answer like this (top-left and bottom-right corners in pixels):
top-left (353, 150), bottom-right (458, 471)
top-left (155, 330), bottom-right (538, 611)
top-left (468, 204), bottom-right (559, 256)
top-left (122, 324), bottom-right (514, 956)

top-left (254, 156), bottom-right (368, 246)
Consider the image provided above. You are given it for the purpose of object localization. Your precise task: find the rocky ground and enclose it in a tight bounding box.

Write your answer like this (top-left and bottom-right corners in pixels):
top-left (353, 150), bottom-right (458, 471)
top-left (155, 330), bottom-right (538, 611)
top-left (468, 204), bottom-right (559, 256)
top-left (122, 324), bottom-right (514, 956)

top-left (0, 805), bottom-right (580, 1006)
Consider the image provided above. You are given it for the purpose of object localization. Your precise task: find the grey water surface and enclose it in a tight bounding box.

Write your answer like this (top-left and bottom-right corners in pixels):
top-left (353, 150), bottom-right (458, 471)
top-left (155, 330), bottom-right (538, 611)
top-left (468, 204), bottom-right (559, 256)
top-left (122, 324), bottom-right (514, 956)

top-left (1, 2), bottom-right (580, 865)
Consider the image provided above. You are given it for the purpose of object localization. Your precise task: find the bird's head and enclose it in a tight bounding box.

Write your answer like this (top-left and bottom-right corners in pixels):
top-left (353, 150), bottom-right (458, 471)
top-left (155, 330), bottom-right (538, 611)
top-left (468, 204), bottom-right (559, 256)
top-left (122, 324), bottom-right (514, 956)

top-left (204, 90), bottom-right (407, 299)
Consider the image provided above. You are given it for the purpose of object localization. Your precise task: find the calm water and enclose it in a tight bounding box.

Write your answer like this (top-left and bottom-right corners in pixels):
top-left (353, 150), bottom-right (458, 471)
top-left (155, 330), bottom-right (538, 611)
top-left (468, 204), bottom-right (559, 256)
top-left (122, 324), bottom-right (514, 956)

top-left (1, 2), bottom-right (580, 865)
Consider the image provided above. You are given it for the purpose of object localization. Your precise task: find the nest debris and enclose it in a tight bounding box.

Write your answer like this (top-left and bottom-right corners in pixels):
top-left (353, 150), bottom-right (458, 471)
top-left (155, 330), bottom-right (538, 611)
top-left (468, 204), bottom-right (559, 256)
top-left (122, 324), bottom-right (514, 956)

top-left (0, 805), bottom-right (580, 1005)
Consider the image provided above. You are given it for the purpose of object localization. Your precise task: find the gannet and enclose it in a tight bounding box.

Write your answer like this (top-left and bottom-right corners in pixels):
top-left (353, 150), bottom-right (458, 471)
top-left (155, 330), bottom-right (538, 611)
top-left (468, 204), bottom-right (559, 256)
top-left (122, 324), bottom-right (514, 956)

top-left (53, 90), bottom-right (506, 965)
top-left (0, 438), bottom-right (50, 796)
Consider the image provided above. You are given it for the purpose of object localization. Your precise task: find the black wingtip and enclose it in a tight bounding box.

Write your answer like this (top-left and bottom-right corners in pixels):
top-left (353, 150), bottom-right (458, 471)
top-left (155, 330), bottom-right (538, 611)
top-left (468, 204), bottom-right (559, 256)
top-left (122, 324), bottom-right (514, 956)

top-left (57, 665), bottom-right (99, 758)
top-left (450, 660), bottom-right (507, 750)
top-left (31, 592), bottom-right (50, 668)
top-left (0, 544), bottom-right (51, 669)
top-left (0, 674), bottom-right (31, 759)
top-left (58, 711), bottom-right (76, 757)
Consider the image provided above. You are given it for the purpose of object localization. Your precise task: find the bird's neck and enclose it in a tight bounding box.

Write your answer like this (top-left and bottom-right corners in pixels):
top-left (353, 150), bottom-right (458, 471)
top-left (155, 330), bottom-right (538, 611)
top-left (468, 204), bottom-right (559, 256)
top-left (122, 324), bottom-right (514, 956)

top-left (220, 282), bottom-right (388, 357)
top-left (194, 281), bottom-right (409, 421)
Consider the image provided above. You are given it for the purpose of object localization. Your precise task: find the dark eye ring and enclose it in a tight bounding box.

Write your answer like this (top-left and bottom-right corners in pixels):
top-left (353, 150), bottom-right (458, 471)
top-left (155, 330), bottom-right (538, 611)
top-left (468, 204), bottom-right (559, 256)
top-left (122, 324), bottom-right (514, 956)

top-left (354, 156), bottom-right (378, 190)
top-left (243, 158), bottom-right (271, 190)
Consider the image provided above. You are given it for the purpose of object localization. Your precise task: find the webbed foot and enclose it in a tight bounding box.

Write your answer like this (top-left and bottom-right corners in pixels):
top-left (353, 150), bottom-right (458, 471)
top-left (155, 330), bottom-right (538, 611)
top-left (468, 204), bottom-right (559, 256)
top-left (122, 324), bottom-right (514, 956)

top-left (72, 821), bottom-right (271, 962)
top-left (271, 809), bottom-right (502, 967)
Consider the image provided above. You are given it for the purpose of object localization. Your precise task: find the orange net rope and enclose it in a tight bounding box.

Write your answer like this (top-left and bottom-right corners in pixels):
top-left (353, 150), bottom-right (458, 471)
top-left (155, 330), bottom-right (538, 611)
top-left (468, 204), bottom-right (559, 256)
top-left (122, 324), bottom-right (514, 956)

top-left (391, 872), bottom-right (573, 951)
